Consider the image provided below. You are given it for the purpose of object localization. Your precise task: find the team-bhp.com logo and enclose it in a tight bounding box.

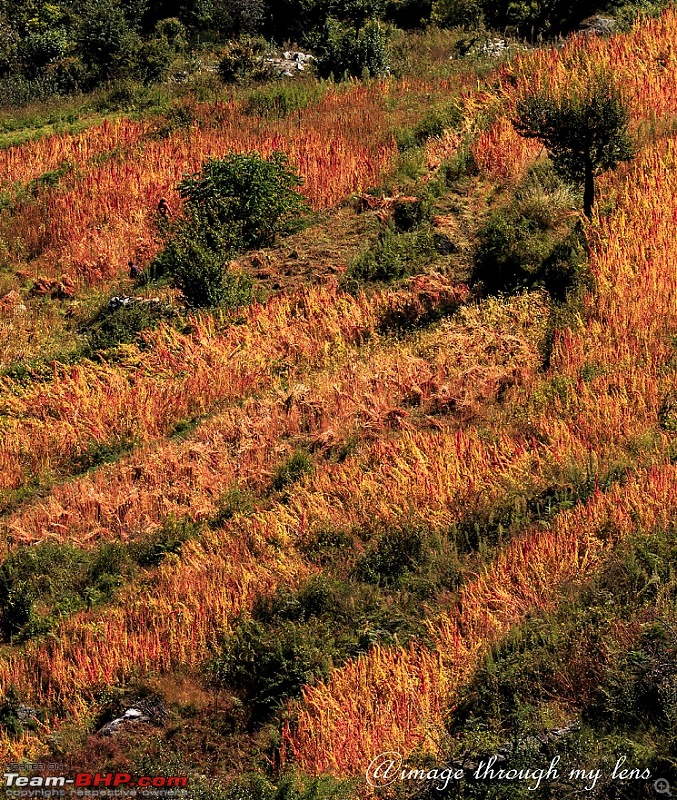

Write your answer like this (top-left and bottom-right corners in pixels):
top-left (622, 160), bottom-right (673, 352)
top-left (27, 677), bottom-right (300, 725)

top-left (4, 772), bottom-right (188, 791)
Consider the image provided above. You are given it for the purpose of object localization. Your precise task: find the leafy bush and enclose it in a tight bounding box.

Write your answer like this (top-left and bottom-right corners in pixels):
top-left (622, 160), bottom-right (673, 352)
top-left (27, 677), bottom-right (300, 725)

top-left (83, 299), bottom-right (177, 353)
top-left (0, 687), bottom-right (43, 738)
top-left (357, 526), bottom-right (427, 585)
top-left (315, 18), bottom-right (391, 79)
top-left (432, 0), bottom-right (600, 35)
top-left (217, 37), bottom-right (270, 84)
top-left (347, 226), bottom-right (436, 284)
top-left (393, 196), bottom-right (432, 231)
top-left (0, 522), bottom-right (204, 644)
top-left (155, 227), bottom-right (253, 308)
top-left (208, 618), bottom-right (343, 720)
top-left (152, 151), bottom-right (307, 306)
top-left (178, 151), bottom-right (309, 250)
top-left (441, 141), bottom-right (478, 184)
top-left (220, 774), bottom-right (354, 800)
top-left (431, 0), bottom-right (483, 28)
top-left (135, 37), bottom-right (174, 84)
top-left (474, 167), bottom-right (587, 298)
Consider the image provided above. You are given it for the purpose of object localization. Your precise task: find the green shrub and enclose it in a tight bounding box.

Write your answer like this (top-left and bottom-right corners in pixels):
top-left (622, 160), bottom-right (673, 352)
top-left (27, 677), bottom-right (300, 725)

top-left (347, 226), bottom-right (436, 284)
top-left (178, 151), bottom-right (309, 251)
top-left (152, 151), bottom-right (307, 306)
top-left (83, 300), bottom-right (177, 353)
top-left (441, 141), bottom-right (478, 184)
top-left (134, 37), bottom-right (173, 85)
top-left (0, 687), bottom-right (29, 738)
top-left (221, 774), bottom-right (354, 800)
top-left (208, 618), bottom-right (343, 719)
top-left (315, 18), bottom-right (391, 79)
top-left (474, 168), bottom-right (587, 298)
top-left (217, 37), bottom-right (270, 84)
top-left (396, 101), bottom-right (463, 151)
top-left (392, 196), bottom-right (432, 231)
top-left (155, 227), bottom-right (253, 308)
top-left (431, 0), bottom-right (483, 27)
top-left (357, 526), bottom-right (427, 585)
top-left (272, 450), bottom-right (313, 492)
top-left (131, 519), bottom-right (201, 567)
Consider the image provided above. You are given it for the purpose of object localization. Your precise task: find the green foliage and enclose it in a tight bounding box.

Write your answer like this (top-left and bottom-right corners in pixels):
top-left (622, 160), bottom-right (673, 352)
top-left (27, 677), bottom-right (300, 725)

top-left (392, 196), bottom-right (432, 231)
top-left (217, 36), bottom-right (270, 84)
top-left (440, 141), bottom-right (478, 183)
top-left (0, 521), bottom-right (203, 643)
top-left (68, 434), bottom-right (138, 473)
top-left (177, 151), bottom-right (308, 250)
top-left (431, 0), bottom-right (596, 35)
top-left (357, 525), bottom-right (428, 585)
top-left (244, 83), bottom-right (327, 119)
top-left (431, 0), bottom-right (483, 27)
top-left (396, 101), bottom-right (463, 151)
top-left (474, 167), bottom-right (587, 298)
top-left (449, 527), bottom-right (677, 792)
top-left (271, 450), bottom-right (314, 492)
top-left (152, 151), bottom-right (307, 306)
top-left (220, 772), bottom-right (354, 800)
top-left (77, 0), bottom-right (141, 84)
top-left (155, 228), bottom-right (253, 308)
top-left (209, 618), bottom-right (344, 720)
top-left (83, 299), bottom-right (177, 354)
top-left (0, 687), bottom-right (45, 738)
top-left (315, 18), bottom-right (391, 79)
top-left (131, 518), bottom-right (201, 567)
top-left (347, 226), bottom-right (436, 284)
top-left (515, 71), bottom-right (634, 216)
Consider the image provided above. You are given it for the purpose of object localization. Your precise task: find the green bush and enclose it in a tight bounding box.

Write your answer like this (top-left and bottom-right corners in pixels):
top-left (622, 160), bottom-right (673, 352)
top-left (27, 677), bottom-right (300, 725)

top-left (209, 618), bottom-right (343, 720)
top-left (217, 37), bottom-right (270, 84)
top-left (392, 196), bottom-right (432, 231)
top-left (357, 526), bottom-right (427, 585)
top-left (272, 450), bottom-right (314, 492)
top-left (474, 168), bottom-right (587, 298)
top-left (83, 300), bottom-right (177, 354)
top-left (154, 227), bottom-right (253, 308)
top-left (431, 0), bottom-right (483, 27)
top-left (315, 18), bottom-right (391, 79)
top-left (347, 226), bottom-right (436, 284)
top-left (152, 151), bottom-right (307, 306)
top-left (441, 141), bottom-right (478, 184)
top-left (220, 774), bottom-right (354, 800)
top-left (178, 151), bottom-right (309, 250)
top-left (135, 37), bottom-right (174, 84)
top-left (0, 687), bottom-right (32, 738)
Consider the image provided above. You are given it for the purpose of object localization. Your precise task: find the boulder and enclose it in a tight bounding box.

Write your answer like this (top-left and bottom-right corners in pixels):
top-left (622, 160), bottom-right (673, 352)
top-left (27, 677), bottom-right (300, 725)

top-left (580, 16), bottom-right (616, 35)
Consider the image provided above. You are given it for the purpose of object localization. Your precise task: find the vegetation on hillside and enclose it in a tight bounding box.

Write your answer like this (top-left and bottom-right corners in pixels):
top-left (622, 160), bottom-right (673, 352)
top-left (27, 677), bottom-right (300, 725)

top-left (1, 1), bottom-right (677, 799)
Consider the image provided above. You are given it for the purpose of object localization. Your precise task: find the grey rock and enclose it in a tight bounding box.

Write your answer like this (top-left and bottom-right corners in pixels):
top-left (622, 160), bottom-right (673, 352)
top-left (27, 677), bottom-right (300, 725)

top-left (580, 16), bottom-right (616, 35)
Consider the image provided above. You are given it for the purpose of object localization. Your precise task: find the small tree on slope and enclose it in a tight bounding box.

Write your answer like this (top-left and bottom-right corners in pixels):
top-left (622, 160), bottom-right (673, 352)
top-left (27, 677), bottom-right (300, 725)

top-left (514, 70), bottom-right (634, 218)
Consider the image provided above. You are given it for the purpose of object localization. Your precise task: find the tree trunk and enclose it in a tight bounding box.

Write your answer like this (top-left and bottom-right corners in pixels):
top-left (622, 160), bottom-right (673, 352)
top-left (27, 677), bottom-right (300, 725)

top-left (583, 153), bottom-right (595, 219)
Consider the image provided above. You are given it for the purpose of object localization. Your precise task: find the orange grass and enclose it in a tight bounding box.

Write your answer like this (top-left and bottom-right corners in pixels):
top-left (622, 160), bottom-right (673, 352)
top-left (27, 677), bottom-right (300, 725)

top-left (282, 11), bottom-right (677, 774)
top-left (283, 463), bottom-right (677, 774)
top-left (2, 290), bottom-right (541, 549)
top-left (0, 80), bottom-right (460, 285)
top-left (0, 277), bottom-right (468, 494)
